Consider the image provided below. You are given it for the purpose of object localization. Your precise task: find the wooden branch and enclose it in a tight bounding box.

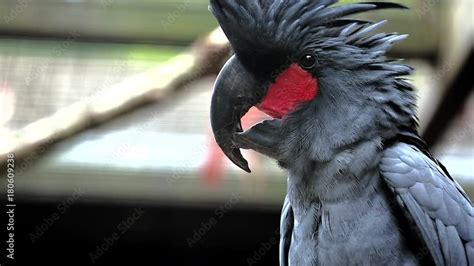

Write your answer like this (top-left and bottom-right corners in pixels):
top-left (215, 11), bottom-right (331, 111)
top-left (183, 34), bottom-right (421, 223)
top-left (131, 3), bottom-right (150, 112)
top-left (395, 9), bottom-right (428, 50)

top-left (0, 28), bottom-right (231, 167)
top-left (423, 47), bottom-right (474, 148)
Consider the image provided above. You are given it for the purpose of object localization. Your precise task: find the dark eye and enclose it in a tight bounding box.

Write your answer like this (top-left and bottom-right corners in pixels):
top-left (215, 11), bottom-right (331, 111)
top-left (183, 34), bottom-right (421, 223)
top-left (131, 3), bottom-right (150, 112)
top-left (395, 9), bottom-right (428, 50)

top-left (299, 54), bottom-right (316, 70)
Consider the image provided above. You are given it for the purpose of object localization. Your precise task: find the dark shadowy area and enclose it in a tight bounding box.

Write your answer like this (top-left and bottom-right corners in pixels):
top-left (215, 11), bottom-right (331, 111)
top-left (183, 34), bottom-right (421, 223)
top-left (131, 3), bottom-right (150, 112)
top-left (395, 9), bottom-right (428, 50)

top-left (423, 48), bottom-right (474, 148)
top-left (3, 200), bottom-right (280, 266)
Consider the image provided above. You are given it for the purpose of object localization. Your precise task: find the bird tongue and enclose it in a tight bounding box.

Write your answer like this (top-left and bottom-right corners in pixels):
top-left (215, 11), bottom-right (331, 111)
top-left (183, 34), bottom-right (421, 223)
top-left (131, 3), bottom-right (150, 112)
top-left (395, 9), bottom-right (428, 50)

top-left (256, 103), bottom-right (286, 119)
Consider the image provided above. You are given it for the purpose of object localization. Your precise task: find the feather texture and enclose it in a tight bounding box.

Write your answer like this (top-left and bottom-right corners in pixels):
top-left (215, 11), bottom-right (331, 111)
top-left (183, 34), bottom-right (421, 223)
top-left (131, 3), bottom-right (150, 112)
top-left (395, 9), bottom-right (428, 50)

top-left (210, 1), bottom-right (473, 265)
top-left (381, 143), bottom-right (474, 265)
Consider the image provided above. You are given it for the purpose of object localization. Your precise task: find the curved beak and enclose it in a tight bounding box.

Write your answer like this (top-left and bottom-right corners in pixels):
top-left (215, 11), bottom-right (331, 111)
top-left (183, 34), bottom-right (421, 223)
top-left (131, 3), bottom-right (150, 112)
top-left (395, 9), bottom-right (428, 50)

top-left (210, 56), bottom-right (263, 173)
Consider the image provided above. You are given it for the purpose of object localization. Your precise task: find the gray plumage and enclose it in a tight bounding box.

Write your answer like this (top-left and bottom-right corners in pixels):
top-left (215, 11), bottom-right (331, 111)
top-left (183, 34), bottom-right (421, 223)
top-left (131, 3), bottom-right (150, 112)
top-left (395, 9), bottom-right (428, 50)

top-left (208, 0), bottom-right (474, 265)
top-left (381, 143), bottom-right (474, 265)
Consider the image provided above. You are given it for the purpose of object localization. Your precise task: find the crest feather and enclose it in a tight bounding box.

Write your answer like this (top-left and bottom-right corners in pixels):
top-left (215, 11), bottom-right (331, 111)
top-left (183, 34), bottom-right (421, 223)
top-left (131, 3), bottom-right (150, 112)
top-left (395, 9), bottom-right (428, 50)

top-left (210, 0), bottom-right (407, 52)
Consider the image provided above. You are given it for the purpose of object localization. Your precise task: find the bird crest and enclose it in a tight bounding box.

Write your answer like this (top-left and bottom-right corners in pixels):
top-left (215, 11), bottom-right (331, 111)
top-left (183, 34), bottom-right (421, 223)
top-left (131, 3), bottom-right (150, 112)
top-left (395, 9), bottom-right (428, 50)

top-left (210, 0), bottom-right (408, 72)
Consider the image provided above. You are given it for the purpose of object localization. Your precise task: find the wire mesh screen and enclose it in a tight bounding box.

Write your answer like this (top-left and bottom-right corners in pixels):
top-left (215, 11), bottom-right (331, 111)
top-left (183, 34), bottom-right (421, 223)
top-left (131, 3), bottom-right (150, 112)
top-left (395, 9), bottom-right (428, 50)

top-left (0, 38), bottom-right (182, 130)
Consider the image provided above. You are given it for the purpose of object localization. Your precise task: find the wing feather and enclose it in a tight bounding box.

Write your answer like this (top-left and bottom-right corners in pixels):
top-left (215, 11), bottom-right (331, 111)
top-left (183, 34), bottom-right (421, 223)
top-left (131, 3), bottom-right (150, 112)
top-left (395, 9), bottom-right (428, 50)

top-left (279, 195), bottom-right (294, 266)
top-left (381, 142), bottom-right (474, 265)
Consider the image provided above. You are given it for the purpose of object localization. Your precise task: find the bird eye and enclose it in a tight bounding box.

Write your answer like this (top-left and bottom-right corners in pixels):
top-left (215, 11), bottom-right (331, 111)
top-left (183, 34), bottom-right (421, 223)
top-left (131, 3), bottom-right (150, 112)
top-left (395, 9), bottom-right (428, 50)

top-left (299, 54), bottom-right (316, 70)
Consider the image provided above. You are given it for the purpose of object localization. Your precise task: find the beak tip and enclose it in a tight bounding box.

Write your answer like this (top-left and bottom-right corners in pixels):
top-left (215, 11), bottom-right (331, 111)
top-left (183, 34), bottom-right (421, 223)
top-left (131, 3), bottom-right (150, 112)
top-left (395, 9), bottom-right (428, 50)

top-left (242, 165), bottom-right (252, 173)
top-left (234, 158), bottom-right (252, 173)
top-left (224, 146), bottom-right (252, 173)
top-left (238, 163), bottom-right (252, 173)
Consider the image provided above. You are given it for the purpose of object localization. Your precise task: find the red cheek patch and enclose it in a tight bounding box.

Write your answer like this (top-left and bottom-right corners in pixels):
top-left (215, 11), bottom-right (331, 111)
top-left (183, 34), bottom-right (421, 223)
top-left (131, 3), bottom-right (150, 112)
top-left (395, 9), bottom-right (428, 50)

top-left (257, 64), bottom-right (318, 119)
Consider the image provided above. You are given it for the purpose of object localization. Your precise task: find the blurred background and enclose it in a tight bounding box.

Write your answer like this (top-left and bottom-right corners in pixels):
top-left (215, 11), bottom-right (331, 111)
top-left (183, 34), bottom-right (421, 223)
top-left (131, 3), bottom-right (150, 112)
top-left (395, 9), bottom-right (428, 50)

top-left (0, 0), bottom-right (473, 265)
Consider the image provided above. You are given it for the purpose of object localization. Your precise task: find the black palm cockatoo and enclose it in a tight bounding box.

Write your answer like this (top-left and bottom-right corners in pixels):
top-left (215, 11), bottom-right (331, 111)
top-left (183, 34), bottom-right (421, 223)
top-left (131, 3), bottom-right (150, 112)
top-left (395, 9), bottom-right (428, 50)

top-left (209, 1), bottom-right (474, 265)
